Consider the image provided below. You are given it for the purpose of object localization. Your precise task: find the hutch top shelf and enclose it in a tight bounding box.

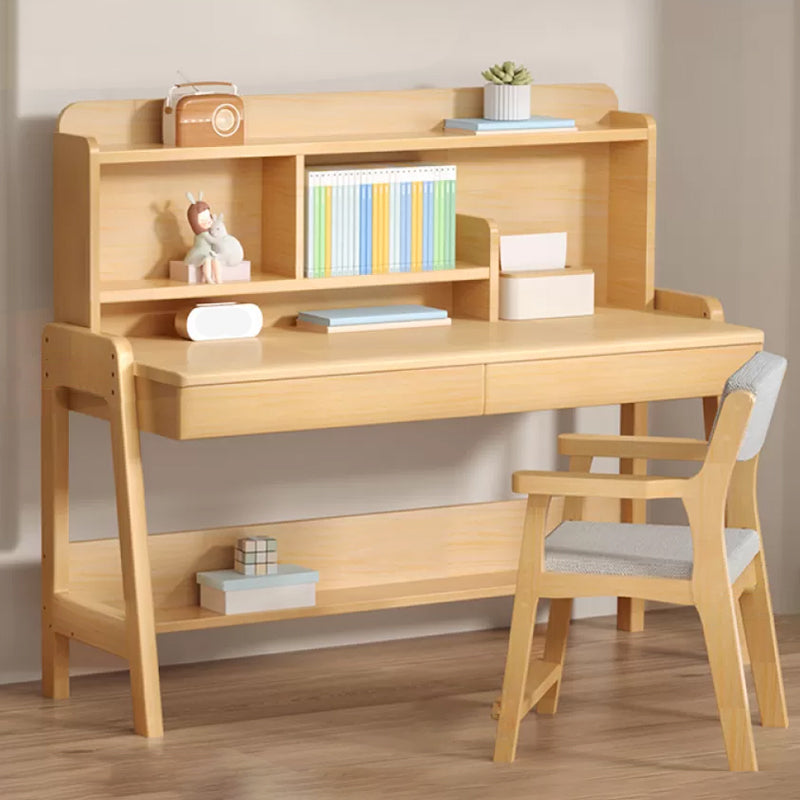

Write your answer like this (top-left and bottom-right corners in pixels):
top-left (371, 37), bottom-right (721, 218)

top-left (78, 120), bottom-right (648, 164)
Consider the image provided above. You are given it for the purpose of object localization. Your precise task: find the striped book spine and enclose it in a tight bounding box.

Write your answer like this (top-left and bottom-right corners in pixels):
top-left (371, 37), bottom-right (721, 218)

top-left (304, 164), bottom-right (457, 277)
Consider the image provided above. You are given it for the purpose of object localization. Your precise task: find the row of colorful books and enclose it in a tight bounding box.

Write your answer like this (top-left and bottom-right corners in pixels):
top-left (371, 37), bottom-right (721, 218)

top-left (304, 165), bottom-right (457, 278)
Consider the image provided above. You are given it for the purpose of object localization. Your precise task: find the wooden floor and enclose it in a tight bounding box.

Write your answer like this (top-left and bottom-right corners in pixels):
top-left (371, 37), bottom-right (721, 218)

top-left (1, 608), bottom-right (798, 800)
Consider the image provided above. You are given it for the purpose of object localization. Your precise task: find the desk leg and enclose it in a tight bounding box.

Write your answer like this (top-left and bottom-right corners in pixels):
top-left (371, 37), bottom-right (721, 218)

top-left (41, 385), bottom-right (71, 699)
top-left (110, 352), bottom-right (164, 738)
top-left (617, 402), bottom-right (648, 632)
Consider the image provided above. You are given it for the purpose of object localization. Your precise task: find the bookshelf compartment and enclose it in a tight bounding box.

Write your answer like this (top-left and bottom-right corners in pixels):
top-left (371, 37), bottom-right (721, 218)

top-left (97, 154), bottom-right (303, 288)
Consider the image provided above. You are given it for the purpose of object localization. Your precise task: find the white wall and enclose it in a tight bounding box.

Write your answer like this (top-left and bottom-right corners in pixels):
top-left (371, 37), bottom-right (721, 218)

top-left (0, 0), bottom-right (662, 683)
top-left (652, 0), bottom-right (798, 611)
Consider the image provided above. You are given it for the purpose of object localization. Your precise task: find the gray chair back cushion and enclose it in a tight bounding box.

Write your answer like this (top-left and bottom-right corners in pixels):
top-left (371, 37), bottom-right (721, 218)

top-left (716, 351), bottom-right (787, 461)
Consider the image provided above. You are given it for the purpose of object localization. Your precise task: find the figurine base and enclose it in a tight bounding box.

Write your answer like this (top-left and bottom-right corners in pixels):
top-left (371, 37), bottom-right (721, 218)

top-left (169, 260), bottom-right (251, 284)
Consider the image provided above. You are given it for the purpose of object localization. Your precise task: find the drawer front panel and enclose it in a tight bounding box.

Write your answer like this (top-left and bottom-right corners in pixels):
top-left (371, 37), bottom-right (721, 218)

top-left (138, 365), bottom-right (484, 439)
top-left (485, 345), bottom-right (760, 414)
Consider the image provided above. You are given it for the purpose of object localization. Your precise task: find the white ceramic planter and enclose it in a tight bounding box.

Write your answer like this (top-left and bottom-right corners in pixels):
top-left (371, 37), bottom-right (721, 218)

top-left (483, 84), bottom-right (531, 121)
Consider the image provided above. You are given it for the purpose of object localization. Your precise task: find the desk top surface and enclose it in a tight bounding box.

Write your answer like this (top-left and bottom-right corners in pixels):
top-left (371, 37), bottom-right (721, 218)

top-left (129, 308), bottom-right (764, 388)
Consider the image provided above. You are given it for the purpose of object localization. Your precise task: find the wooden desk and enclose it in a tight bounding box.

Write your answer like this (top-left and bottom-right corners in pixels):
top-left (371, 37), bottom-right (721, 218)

top-left (42, 84), bottom-right (763, 737)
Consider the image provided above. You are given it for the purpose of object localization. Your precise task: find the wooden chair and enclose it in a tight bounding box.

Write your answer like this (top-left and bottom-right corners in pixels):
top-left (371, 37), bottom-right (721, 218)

top-left (493, 351), bottom-right (788, 771)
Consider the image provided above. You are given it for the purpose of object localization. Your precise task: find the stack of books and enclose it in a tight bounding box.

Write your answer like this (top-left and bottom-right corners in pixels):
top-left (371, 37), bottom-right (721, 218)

top-left (305, 165), bottom-right (456, 278)
top-left (443, 115), bottom-right (576, 135)
top-left (296, 304), bottom-right (451, 334)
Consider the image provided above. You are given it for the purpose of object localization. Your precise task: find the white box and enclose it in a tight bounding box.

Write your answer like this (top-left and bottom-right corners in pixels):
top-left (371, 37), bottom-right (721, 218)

top-left (499, 232), bottom-right (567, 272)
top-left (169, 260), bottom-right (251, 284)
top-left (499, 268), bottom-right (594, 320)
top-left (199, 582), bottom-right (316, 615)
top-left (196, 565), bottom-right (318, 615)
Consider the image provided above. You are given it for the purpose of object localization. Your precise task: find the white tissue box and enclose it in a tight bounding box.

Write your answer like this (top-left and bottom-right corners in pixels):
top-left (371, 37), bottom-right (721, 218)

top-left (169, 260), bottom-right (251, 284)
top-left (499, 268), bottom-right (594, 320)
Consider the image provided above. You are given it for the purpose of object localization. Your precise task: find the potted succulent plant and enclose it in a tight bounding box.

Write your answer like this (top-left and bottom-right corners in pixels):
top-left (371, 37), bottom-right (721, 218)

top-left (482, 61), bottom-right (532, 121)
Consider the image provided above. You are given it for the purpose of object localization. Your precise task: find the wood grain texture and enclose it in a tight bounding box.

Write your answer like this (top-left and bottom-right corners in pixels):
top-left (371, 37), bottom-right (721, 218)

top-left (53, 134), bottom-right (99, 328)
top-left (5, 608), bottom-right (795, 799)
top-left (606, 114), bottom-right (656, 310)
top-left (123, 310), bottom-right (763, 388)
top-left (136, 364), bottom-right (484, 439)
top-left (58, 84), bottom-right (622, 145)
top-left (618, 401), bottom-right (648, 632)
top-left (40, 381), bottom-right (71, 700)
top-left (262, 155), bottom-right (303, 278)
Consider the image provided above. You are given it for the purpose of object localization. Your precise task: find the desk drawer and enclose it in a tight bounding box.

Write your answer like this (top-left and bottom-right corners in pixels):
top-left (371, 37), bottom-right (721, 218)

top-left (137, 365), bottom-right (484, 439)
top-left (485, 345), bottom-right (759, 414)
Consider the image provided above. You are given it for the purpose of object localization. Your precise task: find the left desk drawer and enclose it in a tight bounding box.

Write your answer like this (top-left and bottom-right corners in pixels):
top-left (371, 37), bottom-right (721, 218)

top-left (136, 365), bottom-right (485, 439)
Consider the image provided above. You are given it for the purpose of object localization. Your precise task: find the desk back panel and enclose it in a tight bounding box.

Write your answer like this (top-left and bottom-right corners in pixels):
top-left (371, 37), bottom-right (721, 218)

top-left (67, 497), bottom-right (617, 611)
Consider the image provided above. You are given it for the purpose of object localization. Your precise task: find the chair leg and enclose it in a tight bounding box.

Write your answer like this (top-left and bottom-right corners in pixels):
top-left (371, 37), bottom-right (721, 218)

top-left (536, 598), bottom-right (572, 715)
top-left (739, 553), bottom-right (788, 728)
top-left (697, 595), bottom-right (758, 771)
top-left (494, 589), bottom-right (540, 763)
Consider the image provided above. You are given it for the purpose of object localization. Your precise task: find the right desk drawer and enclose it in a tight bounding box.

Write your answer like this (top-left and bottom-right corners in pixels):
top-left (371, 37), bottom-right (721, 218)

top-left (485, 345), bottom-right (760, 413)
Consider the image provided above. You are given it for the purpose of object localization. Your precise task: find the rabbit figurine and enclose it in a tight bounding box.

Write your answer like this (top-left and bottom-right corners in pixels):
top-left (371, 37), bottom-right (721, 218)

top-left (208, 213), bottom-right (245, 268)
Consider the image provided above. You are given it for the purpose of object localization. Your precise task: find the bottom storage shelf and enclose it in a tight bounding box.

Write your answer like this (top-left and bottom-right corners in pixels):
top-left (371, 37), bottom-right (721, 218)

top-left (154, 571), bottom-right (517, 633)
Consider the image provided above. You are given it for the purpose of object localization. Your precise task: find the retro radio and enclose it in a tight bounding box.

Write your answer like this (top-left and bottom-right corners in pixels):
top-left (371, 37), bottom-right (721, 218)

top-left (163, 81), bottom-right (245, 147)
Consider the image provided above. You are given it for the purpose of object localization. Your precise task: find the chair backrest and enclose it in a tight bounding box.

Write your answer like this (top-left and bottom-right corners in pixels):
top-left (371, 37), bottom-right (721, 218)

top-left (715, 351), bottom-right (787, 461)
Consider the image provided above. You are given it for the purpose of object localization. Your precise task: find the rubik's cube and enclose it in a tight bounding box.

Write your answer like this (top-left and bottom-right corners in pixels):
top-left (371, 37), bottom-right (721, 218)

top-left (234, 536), bottom-right (278, 575)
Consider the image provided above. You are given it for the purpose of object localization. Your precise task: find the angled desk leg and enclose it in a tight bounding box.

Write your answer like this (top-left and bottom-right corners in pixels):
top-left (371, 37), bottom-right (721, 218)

top-left (41, 324), bottom-right (164, 737)
top-left (617, 402), bottom-right (648, 632)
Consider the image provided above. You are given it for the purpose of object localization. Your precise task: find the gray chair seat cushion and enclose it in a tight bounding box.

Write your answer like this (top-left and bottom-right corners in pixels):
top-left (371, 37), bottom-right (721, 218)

top-left (545, 521), bottom-right (760, 582)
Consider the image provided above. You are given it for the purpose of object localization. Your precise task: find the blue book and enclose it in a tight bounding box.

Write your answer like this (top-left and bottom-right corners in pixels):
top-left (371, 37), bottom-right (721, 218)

top-left (298, 305), bottom-right (448, 327)
top-left (443, 115), bottom-right (576, 133)
top-left (364, 182), bottom-right (373, 274)
top-left (403, 181), bottom-right (412, 271)
top-left (197, 564), bottom-right (319, 592)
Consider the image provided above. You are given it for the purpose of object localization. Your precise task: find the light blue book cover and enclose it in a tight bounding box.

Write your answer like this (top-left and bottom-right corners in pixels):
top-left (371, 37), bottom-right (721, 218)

top-left (351, 172), bottom-right (359, 275)
top-left (341, 176), bottom-right (348, 276)
top-left (364, 182), bottom-right (373, 274)
top-left (444, 115), bottom-right (575, 131)
top-left (197, 564), bottom-right (320, 592)
top-left (403, 180), bottom-right (412, 271)
top-left (358, 178), bottom-right (366, 275)
top-left (340, 174), bottom-right (348, 275)
top-left (298, 304), bottom-right (448, 327)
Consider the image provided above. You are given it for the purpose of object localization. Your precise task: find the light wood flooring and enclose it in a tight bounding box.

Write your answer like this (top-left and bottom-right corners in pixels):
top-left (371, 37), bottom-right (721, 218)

top-left (1, 607), bottom-right (798, 799)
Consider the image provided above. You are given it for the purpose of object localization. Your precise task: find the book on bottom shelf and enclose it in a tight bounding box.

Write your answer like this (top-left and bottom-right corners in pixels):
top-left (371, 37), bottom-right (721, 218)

top-left (197, 565), bottom-right (319, 615)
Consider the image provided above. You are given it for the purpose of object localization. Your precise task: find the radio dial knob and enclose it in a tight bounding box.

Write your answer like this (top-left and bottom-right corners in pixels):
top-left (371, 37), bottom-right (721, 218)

top-left (212, 104), bottom-right (240, 136)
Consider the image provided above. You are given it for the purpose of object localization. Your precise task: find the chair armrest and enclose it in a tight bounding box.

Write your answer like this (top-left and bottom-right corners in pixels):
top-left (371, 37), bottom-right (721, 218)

top-left (512, 470), bottom-right (687, 499)
top-left (558, 434), bottom-right (708, 462)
